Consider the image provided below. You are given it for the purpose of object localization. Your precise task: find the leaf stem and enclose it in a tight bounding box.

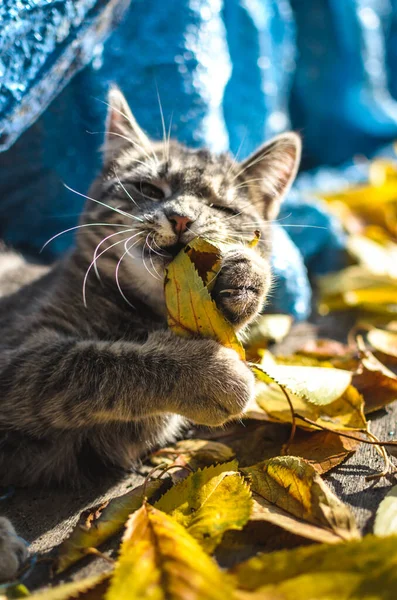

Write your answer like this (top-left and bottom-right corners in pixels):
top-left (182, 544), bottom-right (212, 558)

top-left (295, 414), bottom-right (397, 447)
top-left (279, 385), bottom-right (296, 452)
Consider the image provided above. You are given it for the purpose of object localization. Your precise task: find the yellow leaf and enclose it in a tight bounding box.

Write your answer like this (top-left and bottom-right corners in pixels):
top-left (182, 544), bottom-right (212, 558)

top-left (164, 240), bottom-right (245, 358)
top-left (55, 480), bottom-right (163, 573)
top-left (368, 327), bottom-right (397, 360)
top-left (150, 439), bottom-right (235, 469)
top-left (105, 503), bottom-right (234, 600)
top-left (374, 485), bottom-right (397, 536)
top-left (255, 380), bottom-right (366, 431)
top-left (253, 361), bottom-right (352, 406)
top-left (29, 573), bottom-right (110, 600)
top-left (242, 456), bottom-right (359, 541)
top-left (155, 461), bottom-right (252, 553)
top-left (231, 535), bottom-right (397, 599)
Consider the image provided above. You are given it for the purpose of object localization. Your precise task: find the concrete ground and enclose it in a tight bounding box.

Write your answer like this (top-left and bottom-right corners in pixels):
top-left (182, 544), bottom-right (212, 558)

top-left (2, 313), bottom-right (396, 592)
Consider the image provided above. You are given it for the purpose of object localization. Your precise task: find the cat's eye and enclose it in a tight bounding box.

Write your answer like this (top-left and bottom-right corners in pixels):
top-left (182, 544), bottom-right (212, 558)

top-left (135, 182), bottom-right (165, 200)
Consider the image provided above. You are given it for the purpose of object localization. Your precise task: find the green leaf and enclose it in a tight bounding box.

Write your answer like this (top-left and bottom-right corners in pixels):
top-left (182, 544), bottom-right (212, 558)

top-left (374, 485), bottom-right (397, 536)
top-left (55, 480), bottom-right (163, 573)
top-left (242, 456), bottom-right (359, 541)
top-left (105, 503), bottom-right (235, 600)
top-left (231, 535), bottom-right (397, 600)
top-left (155, 461), bottom-right (252, 553)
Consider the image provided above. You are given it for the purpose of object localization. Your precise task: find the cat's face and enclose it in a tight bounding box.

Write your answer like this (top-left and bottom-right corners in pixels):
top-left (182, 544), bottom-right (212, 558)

top-left (79, 88), bottom-right (301, 312)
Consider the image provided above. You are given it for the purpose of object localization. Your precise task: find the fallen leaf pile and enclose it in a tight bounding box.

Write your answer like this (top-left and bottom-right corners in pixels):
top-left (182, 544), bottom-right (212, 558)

top-left (13, 183), bottom-right (397, 598)
top-left (318, 158), bottom-right (397, 319)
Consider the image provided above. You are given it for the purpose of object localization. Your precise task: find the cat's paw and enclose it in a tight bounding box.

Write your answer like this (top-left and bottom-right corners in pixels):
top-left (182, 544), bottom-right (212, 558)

top-left (0, 517), bottom-right (28, 583)
top-left (176, 343), bottom-right (255, 426)
top-left (212, 247), bottom-right (271, 327)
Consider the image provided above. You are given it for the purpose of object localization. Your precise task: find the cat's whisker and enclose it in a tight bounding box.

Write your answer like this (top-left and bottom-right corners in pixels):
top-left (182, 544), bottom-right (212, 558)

top-left (231, 143), bottom-right (275, 182)
top-left (83, 234), bottom-right (139, 307)
top-left (234, 177), bottom-right (265, 190)
top-left (238, 223), bottom-right (328, 230)
top-left (64, 184), bottom-right (143, 223)
top-left (40, 222), bottom-right (133, 252)
top-left (145, 234), bottom-right (163, 279)
top-left (148, 232), bottom-right (170, 257)
top-left (141, 240), bottom-right (161, 281)
top-left (114, 170), bottom-right (141, 211)
top-left (92, 228), bottom-right (141, 282)
top-left (152, 233), bottom-right (171, 257)
top-left (156, 84), bottom-right (169, 164)
top-left (115, 236), bottom-right (145, 309)
top-left (226, 133), bottom-right (247, 180)
top-left (166, 112), bottom-right (174, 163)
top-left (98, 99), bottom-right (159, 166)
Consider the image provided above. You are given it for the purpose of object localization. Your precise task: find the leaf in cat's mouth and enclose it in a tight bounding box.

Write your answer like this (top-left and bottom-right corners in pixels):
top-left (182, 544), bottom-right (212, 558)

top-left (163, 242), bottom-right (186, 259)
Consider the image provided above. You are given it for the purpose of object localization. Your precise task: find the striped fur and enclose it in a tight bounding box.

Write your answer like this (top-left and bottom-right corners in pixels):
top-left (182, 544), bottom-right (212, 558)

top-left (0, 88), bottom-right (301, 488)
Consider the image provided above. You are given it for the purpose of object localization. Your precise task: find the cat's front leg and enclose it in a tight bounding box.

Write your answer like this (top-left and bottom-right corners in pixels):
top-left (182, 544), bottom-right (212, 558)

top-left (211, 247), bottom-right (271, 328)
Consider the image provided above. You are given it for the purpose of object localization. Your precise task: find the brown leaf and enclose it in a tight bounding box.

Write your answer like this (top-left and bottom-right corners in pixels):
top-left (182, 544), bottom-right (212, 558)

top-left (55, 480), bottom-right (164, 573)
top-left (282, 429), bottom-right (360, 474)
top-left (242, 456), bottom-right (359, 541)
top-left (353, 347), bottom-right (397, 413)
top-left (150, 439), bottom-right (235, 470)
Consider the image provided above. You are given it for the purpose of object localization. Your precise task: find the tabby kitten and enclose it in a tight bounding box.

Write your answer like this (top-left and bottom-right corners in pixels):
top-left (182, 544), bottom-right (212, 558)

top-left (0, 87), bottom-right (300, 579)
top-left (0, 88), bottom-right (300, 488)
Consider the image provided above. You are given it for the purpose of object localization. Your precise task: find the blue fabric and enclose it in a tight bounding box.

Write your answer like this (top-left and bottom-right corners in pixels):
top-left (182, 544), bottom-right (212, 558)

top-left (1, 0), bottom-right (397, 319)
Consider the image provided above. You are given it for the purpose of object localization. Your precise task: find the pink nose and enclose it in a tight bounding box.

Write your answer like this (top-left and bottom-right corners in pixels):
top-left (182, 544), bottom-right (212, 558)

top-left (168, 214), bottom-right (193, 235)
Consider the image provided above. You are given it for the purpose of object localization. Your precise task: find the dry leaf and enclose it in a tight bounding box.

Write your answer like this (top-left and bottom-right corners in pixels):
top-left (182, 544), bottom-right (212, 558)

top-left (150, 439), bottom-right (235, 470)
top-left (282, 429), bottom-right (360, 474)
top-left (297, 338), bottom-right (353, 360)
top-left (255, 380), bottom-right (367, 432)
top-left (55, 480), bottom-right (163, 573)
top-left (105, 503), bottom-right (234, 600)
top-left (253, 361), bottom-right (352, 406)
top-left (164, 239), bottom-right (245, 358)
top-left (250, 494), bottom-right (343, 544)
top-left (352, 347), bottom-right (397, 413)
top-left (374, 485), bottom-right (397, 536)
top-left (231, 534), bottom-right (397, 599)
top-left (368, 327), bottom-right (397, 361)
top-left (155, 461), bottom-right (252, 553)
top-left (242, 456), bottom-right (359, 541)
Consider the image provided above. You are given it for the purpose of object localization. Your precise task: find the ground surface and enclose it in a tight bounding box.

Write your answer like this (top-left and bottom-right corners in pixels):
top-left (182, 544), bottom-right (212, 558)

top-left (2, 312), bottom-right (397, 591)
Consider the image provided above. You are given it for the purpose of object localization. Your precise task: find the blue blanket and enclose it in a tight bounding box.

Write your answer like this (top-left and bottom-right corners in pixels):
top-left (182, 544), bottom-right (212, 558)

top-left (1, 0), bottom-right (397, 318)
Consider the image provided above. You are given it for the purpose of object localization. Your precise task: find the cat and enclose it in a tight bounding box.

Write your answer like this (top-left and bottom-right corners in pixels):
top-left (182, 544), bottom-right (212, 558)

top-left (0, 87), bottom-right (300, 580)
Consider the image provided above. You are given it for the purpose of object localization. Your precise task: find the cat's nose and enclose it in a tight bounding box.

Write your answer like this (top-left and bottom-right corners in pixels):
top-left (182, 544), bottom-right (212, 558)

top-left (167, 214), bottom-right (193, 235)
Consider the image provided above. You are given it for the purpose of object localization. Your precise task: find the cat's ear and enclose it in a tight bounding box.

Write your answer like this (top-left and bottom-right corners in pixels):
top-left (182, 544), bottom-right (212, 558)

top-left (239, 133), bottom-right (301, 220)
top-left (104, 86), bottom-right (153, 162)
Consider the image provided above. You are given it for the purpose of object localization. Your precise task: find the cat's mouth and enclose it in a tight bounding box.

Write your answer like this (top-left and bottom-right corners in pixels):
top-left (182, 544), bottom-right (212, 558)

top-left (162, 242), bottom-right (186, 260)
